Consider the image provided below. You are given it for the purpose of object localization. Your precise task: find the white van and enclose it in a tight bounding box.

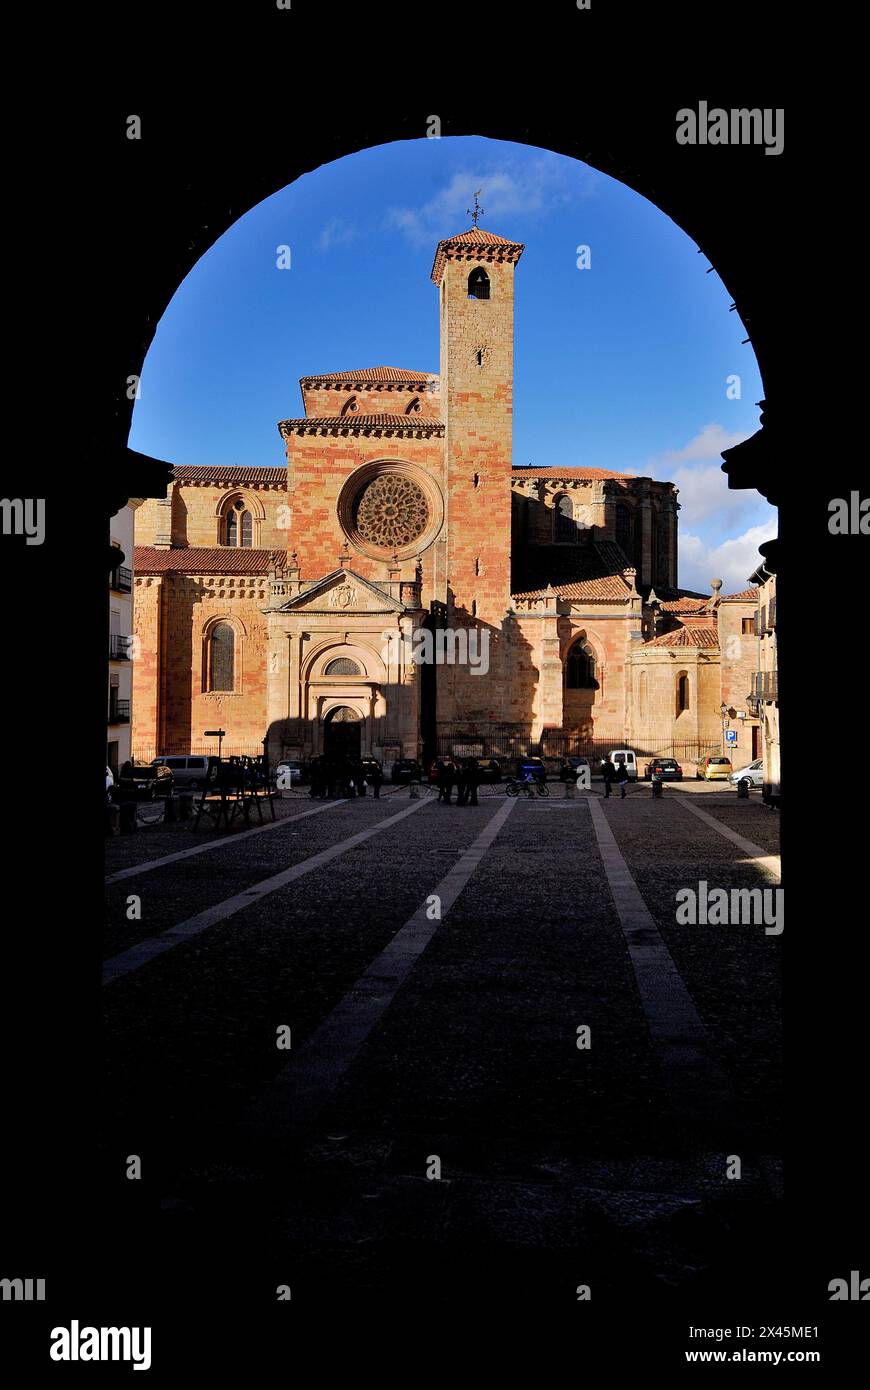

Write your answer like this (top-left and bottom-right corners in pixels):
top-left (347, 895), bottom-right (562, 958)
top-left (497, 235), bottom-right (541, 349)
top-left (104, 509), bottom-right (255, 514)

top-left (609, 749), bottom-right (638, 781)
top-left (150, 755), bottom-right (218, 788)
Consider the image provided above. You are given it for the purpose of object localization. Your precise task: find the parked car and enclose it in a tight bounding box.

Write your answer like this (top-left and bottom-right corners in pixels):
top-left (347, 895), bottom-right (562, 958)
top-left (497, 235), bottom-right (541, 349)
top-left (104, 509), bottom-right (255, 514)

top-left (729, 757), bottom-right (763, 789)
top-left (151, 754), bottom-right (219, 789)
top-left (643, 757), bottom-right (683, 781)
top-left (609, 749), bottom-right (638, 781)
top-left (515, 756), bottom-right (547, 784)
top-left (559, 756), bottom-right (591, 782)
top-left (118, 763), bottom-right (175, 799)
top-left (391, 757), bottom-right (424, 784)
top-left (697, 756), bottom-right (733, 781)
top-left (473, 757), bottom-right (502, 784)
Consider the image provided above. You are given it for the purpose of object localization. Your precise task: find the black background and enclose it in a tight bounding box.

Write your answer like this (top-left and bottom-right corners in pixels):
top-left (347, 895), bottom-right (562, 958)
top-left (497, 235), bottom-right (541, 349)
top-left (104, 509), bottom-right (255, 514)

top-left (1, 1), bottom-right (864, 1371)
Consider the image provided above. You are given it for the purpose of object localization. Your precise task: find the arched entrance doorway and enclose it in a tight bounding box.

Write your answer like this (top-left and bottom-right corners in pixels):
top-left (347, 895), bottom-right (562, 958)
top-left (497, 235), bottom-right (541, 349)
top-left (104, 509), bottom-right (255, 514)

top-left (323, 706), bottom-right (362, 760)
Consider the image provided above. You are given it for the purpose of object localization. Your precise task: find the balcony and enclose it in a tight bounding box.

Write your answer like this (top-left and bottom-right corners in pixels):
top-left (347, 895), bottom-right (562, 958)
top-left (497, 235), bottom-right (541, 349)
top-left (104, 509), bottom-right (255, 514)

top-left (108, 699), bottom-right (131, 724)
top-left (110, 565), bottom-right (133, 593)
top-left (109, 634), bottom-right (131, 660)
top-left (748, 670), bottom-right (778, 706)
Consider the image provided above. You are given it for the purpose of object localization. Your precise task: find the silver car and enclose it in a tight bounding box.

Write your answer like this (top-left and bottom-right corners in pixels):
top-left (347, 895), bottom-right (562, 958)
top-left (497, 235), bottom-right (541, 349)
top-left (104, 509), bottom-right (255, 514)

top-left (729, 758), bottom-right (763, 788)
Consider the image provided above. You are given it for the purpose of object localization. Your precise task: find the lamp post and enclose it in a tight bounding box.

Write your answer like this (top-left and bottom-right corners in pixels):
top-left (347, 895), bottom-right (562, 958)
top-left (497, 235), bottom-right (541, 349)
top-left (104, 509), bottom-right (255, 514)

top-left (720, 702), bottom-right (728, 757)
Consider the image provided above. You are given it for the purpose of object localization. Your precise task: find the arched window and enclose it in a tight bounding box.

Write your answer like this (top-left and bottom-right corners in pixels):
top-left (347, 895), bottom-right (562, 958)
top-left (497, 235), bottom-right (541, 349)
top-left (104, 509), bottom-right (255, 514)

top-left (467, 267), bottom-right (490, 300)
top-left (209, 623), bottom-right (235, 691)
top-left (676, 671), bottom-right (690, 714)
top-left (554, 493), bottom-right (574, 542)
top-left (615, 502), bottom-right (633, 555)
top-left (656, 506), bottom-right (670, 582)
top-left (223, 497), bottom-right (253, 547)
top-left (566, 639), bottom-right (596, 689)
top-left (324, 657), bottom-right (361, 676)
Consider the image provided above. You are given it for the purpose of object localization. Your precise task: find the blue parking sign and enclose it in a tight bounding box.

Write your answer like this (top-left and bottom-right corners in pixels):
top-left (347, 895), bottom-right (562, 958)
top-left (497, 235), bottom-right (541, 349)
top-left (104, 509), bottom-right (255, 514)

top-left (725, 729), bottom-right (737, 744)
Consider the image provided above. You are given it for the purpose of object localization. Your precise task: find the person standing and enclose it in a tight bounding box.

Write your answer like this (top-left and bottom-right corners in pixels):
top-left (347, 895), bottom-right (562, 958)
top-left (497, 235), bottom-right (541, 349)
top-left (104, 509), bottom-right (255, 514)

top-left (601, 755), bottom-right (614, 798)
top-left (370, 763), bottom-right (382, 799)
top-left (455, 760), bottom-right (469, 807)
top-left (616, 759), bottom-right (629, 799)
top-left (466, 759), bottom-right (480, 806)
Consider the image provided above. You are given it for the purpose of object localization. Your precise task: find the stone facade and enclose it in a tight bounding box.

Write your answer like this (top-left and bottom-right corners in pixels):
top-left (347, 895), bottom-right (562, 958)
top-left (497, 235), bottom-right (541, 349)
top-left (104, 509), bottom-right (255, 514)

top-left (131, 225), bottom-right (762, 768)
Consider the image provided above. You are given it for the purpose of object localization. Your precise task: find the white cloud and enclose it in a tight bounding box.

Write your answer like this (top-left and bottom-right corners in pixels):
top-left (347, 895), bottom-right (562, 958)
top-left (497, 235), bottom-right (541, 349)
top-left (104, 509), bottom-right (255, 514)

top-left (386, 156), bottom-right (595, 245)
top-left (679, 521), bottom-right (777, 596)
top-left (647, 422), bottom-right (771, 533)
top-left (657, 422), bottom-right (749, 465)
top-left (317, 218), bottom-right (357, 251)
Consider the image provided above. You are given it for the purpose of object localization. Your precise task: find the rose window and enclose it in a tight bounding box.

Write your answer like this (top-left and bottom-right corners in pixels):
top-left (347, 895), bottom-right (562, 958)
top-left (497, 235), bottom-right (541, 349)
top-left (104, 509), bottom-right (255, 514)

top-left (353, 473), bottom-right (429, 549)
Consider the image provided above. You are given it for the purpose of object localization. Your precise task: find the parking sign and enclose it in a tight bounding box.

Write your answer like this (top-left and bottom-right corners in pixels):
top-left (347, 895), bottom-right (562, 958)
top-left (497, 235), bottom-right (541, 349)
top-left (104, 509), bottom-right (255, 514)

top-left (725, 729), bottom-right (737, 744)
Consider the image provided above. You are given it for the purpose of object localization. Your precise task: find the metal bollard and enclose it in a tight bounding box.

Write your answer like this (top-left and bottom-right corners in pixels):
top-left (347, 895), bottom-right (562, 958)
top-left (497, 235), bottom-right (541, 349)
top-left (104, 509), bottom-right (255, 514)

top-left (178, 792), bottom-right (194, 821)
top-left (163, 795), bottom-right (178, 823)
top-left (651, 778), bottom-right (663, 798)
top-left (409, 780), bottom-right (420, 799)
top-left (737, 779), bottom-right (749, 799)
top-left (565, 779), bottom-right (575, 799)
top-left (119, 801), bottom-right (138, 833)
top-left (106, 803), bottom-right (121, 836)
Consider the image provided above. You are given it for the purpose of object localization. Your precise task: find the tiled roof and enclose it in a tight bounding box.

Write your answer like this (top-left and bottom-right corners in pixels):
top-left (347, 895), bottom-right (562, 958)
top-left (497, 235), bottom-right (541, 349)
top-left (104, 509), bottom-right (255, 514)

top-left (642, 624), bottom-right (720, 649)
top-left (431, 227), bottom-right (525, 283)
top-left (172, 465), bottom-right (287, 485)
top-left (299, 366), bottom-right (437, 385)
top-left (513, 575), bottom-right (631, 602)
top-left (135, 547), bottom-right (284, 575)
top-left (659, 597), bottom-right (710, 613)
top-left (511, 466), bottom-right (636, 481)
top-left (278, 414), bottom-right (444, 437)
top-left (720, 586), bottom-right (759, 602)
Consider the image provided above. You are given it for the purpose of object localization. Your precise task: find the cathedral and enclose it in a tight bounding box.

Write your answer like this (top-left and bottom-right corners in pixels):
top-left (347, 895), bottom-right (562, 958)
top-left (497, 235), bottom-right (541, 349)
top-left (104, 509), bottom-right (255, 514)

top-left (132, 226), bottom-right (761, 769)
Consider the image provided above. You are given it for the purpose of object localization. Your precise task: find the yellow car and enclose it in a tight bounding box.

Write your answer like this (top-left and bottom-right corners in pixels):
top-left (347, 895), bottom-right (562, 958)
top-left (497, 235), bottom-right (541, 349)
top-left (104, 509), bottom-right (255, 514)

top-left (697, 756), bottom-right (733, 781)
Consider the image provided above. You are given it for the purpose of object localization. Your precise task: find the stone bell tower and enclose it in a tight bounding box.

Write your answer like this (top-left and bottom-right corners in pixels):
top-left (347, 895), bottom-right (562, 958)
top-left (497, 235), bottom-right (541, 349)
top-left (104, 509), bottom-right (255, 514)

top-left (431, 222), bottom-right (525, 629)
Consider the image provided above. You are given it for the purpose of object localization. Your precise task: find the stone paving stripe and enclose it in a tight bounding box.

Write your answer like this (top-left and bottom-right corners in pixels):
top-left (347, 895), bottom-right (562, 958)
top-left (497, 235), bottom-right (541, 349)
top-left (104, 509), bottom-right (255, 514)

top-left (104, 798), bottom-right (351, 885)
top-left (670, 794), bottom-right (781, 880)
top-left (246, 796), bottom-right (518, 1135)
top-left (102, 796), bottom-right (430, 986)
top-left (587, 796), bottom-right (735, 1119)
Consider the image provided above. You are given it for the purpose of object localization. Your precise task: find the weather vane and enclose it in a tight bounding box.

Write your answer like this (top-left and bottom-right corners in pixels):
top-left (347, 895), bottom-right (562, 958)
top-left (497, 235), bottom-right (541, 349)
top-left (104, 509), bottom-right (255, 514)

top-left (466, 190), bottom-right (484, 227)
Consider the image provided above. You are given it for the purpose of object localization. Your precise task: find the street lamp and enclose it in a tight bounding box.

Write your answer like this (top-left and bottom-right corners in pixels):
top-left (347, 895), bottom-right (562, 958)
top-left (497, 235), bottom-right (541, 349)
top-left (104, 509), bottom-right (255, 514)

top-left (719, 702), bottom-right (728, 757)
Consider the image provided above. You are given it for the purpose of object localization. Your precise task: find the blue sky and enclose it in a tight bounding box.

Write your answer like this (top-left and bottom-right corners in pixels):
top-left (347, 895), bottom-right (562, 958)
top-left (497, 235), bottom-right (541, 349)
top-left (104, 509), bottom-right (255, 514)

top-left (130, 135), bottom-right (776, 593)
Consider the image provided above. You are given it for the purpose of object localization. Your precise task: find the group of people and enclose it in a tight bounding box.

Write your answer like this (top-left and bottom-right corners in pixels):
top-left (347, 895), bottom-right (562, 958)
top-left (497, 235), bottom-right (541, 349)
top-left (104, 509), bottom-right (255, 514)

top-left (307, 755), bottom-right (382, 800)
top-left (600, 755), bottom-right (630, 799)
top-left (435, 757), bottom-right (481, 806)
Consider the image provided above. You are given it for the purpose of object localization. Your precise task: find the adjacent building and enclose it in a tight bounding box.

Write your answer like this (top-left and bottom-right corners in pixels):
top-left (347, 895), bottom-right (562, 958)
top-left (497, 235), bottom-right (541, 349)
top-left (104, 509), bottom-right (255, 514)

top-left (108, 501), bottom-right (142, 775)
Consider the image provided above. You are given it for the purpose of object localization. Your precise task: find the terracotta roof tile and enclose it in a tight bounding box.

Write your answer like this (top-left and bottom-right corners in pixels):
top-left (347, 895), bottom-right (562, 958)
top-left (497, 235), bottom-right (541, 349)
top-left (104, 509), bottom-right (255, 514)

top-left (135, 547), bottom-right (284, 575)
top-left (513, 575), bottom-right (631, 602)
top-left (511, 466), bottom-right (635, 481)
top-left (720, 586), bottom-right (759, 602)
top-left (278, 414), bottom-right (444, 436)
top-left (172, 465), bottom-right (287, 485)
top-left (431, 227), bottom-right (525, 283)
top-left (642, 624), bottom-right (720, 649)
top-left (659, 597), bottom-right (710, 613)
top-left (299, 366), bottom-right (437, 384)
